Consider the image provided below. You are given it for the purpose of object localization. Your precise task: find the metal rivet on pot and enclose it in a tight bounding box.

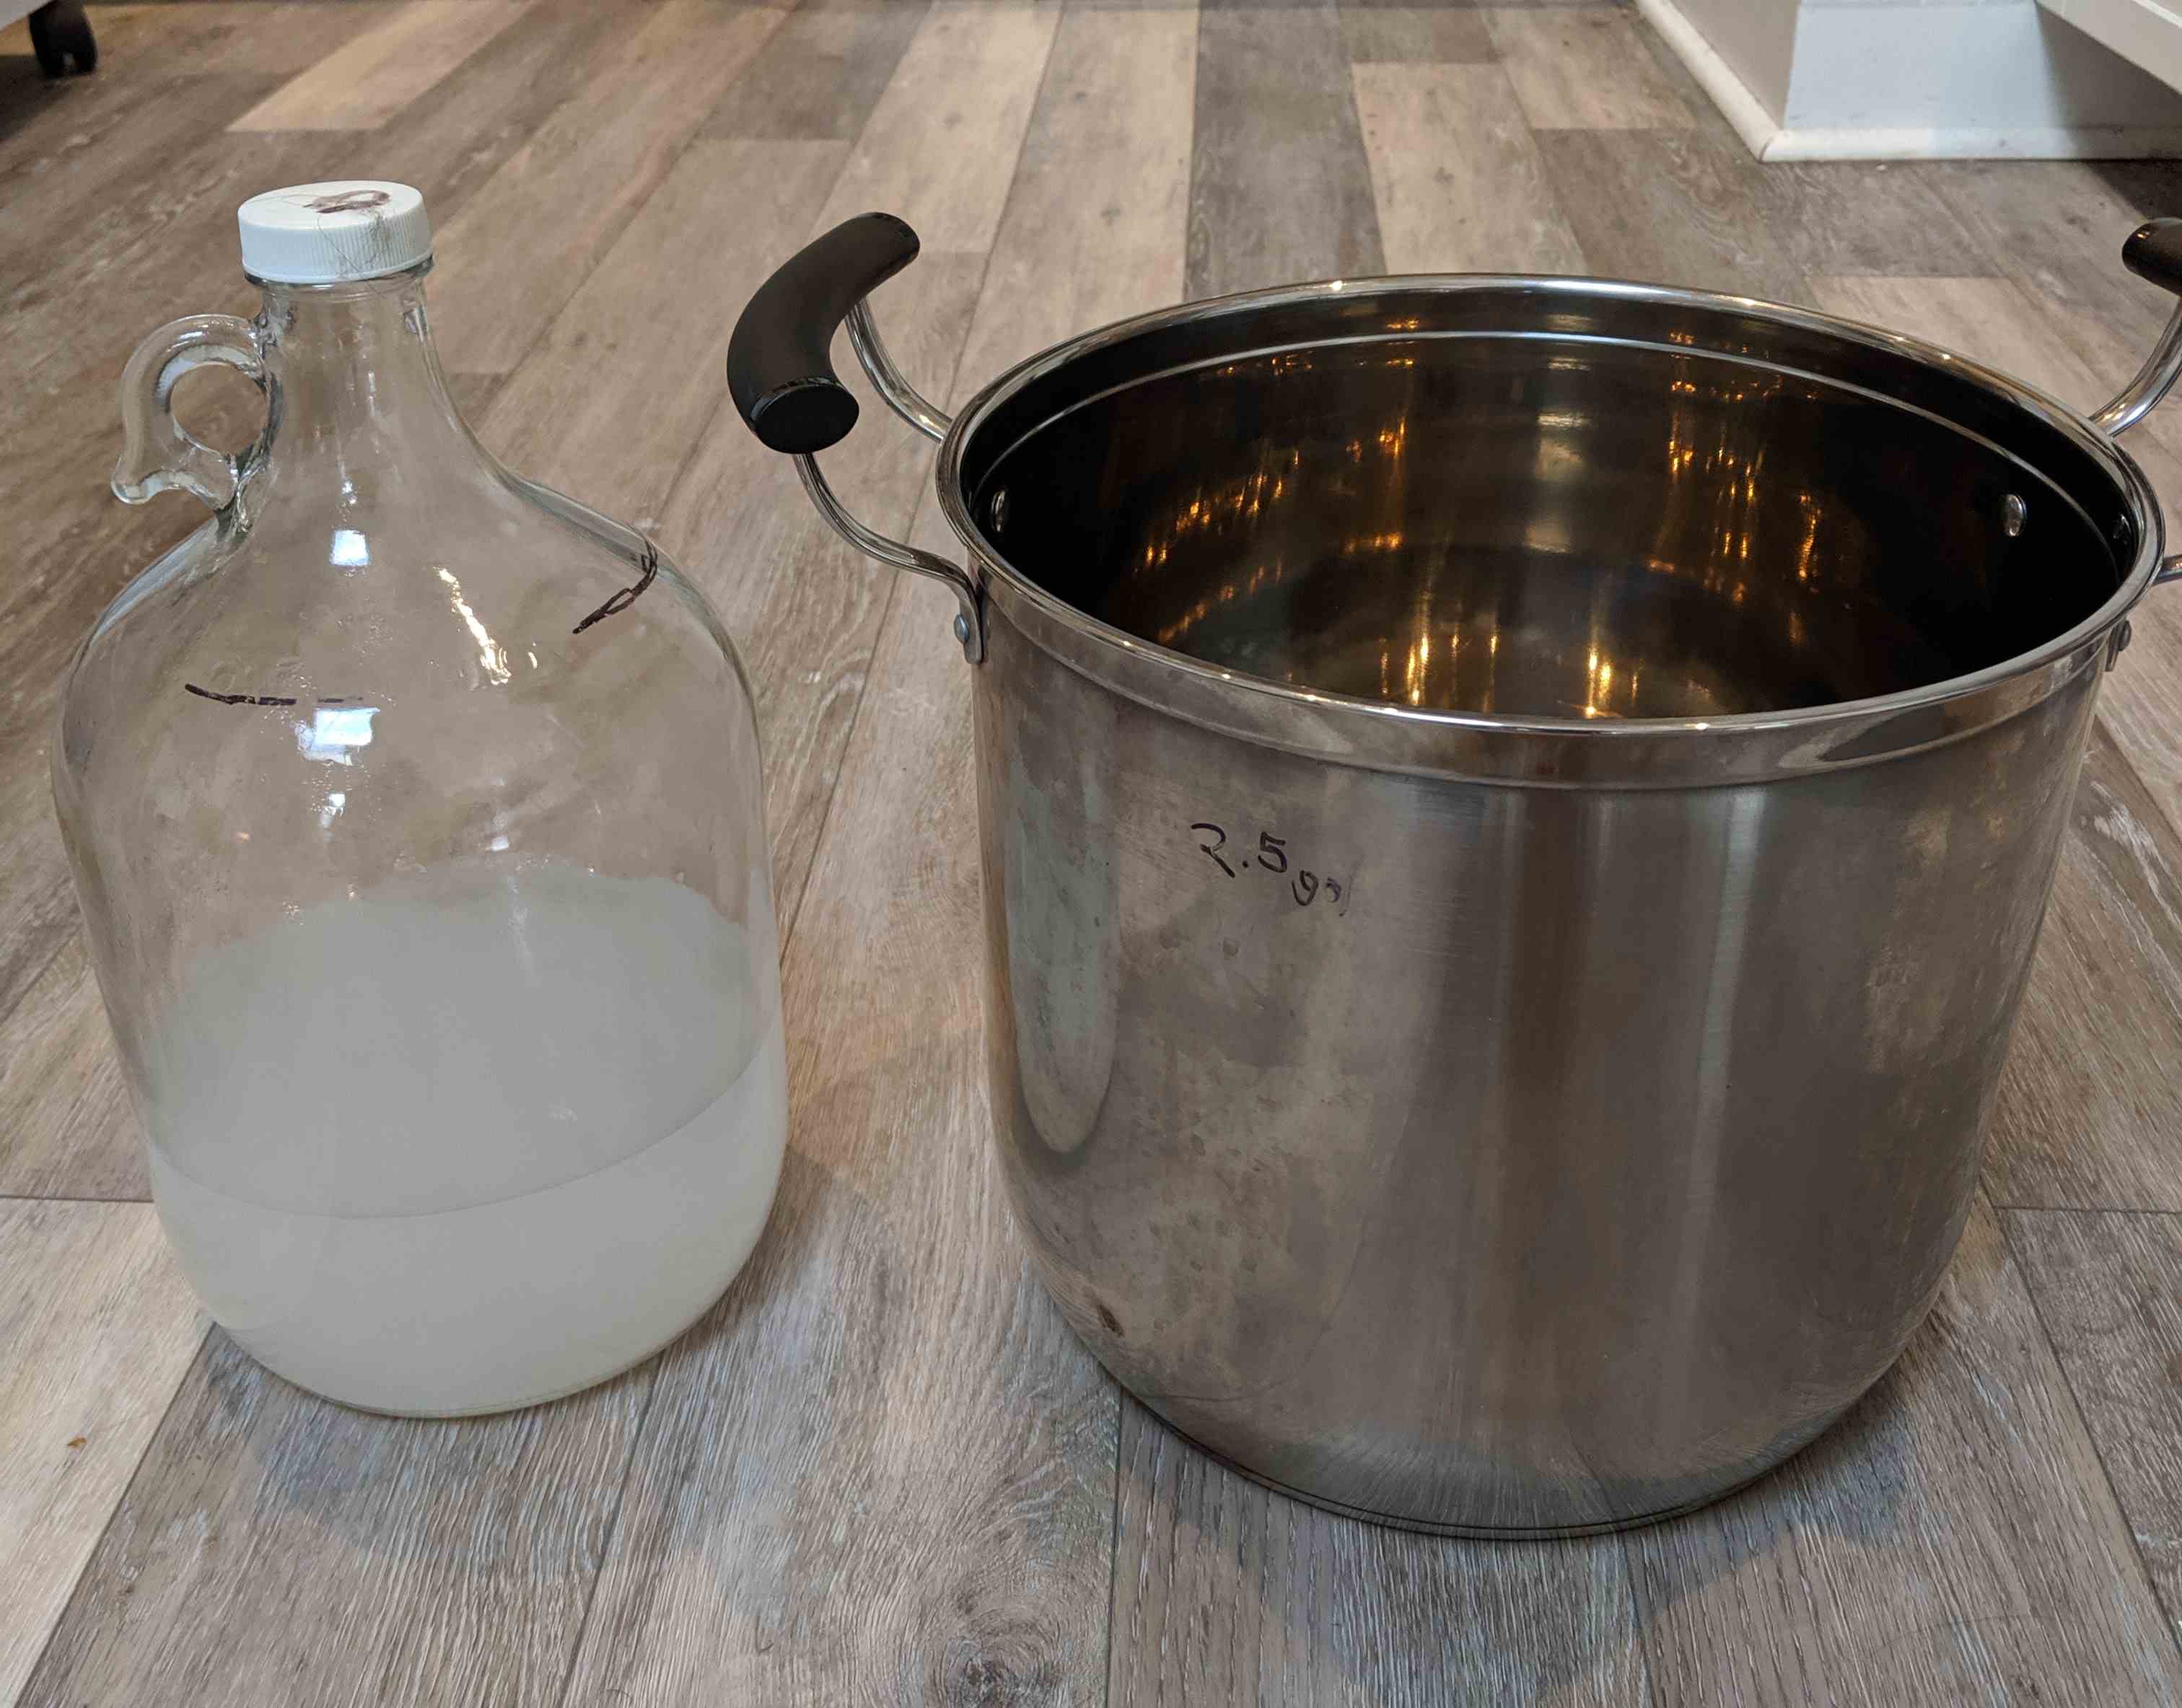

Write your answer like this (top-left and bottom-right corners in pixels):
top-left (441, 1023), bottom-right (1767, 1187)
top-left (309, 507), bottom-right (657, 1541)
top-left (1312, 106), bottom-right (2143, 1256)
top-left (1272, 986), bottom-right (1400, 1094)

top-left (2002, 494), bottom-right (2027, 537)
top-left (2108, 617), bottom-right (2134, 670)
top-left (990, 487), bottom-right (1009, 531)
top-left (954, 613), bottom-right (971, 646)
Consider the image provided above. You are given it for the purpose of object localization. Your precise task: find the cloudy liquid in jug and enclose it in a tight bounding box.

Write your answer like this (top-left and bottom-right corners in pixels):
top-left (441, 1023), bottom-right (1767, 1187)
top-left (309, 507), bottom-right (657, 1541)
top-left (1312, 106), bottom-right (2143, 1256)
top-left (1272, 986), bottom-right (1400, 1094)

top-left (141, 857), bottom-right (787, 1415)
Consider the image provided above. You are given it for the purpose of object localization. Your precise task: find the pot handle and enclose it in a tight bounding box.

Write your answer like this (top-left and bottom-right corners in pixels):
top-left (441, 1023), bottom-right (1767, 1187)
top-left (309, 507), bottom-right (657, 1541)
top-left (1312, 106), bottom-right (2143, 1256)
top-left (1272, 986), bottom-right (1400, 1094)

top-left (727, 213), bottom-right (983, 662)
top-left (2094, 219), bottom-right (2182, 587)
top-left (2093, 221), bottom-right (2182, 436)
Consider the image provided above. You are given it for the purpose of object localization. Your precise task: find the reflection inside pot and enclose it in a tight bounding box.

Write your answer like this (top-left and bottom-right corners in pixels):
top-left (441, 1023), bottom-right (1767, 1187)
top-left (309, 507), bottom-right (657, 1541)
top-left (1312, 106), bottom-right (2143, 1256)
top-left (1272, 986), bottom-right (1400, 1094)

top-left (974, 334), bottom-right (2119, 719)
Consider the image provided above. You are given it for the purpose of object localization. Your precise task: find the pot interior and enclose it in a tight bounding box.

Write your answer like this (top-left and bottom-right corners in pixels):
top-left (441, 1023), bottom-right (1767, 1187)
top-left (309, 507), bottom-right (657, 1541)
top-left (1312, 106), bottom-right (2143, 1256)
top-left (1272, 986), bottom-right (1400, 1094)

top-left (961, 284), bottom-right (2138, 720)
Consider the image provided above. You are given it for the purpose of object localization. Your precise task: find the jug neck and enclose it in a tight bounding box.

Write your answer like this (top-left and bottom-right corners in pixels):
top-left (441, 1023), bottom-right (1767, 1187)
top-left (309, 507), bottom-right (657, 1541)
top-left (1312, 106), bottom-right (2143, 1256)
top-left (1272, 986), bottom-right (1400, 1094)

top-left (252, 264), bottom-right (484, 504)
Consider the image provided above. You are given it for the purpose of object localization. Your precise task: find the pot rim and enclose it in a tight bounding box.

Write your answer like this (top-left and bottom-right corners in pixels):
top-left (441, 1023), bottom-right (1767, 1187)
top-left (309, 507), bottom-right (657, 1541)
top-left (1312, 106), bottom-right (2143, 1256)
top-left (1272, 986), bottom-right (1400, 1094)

top-left (934, 273), bottom-right (2162, 787)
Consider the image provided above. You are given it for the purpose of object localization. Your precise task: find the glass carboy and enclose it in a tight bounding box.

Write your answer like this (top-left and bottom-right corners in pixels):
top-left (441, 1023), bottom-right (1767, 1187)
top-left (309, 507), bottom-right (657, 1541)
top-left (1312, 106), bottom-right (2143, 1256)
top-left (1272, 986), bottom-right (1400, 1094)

top-left (51, 182), bottom-right (787, 1416)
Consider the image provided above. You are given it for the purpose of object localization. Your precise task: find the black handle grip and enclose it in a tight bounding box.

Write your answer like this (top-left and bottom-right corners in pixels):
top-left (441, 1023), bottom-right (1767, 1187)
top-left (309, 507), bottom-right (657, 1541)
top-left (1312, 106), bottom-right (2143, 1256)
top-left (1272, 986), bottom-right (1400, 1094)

top-left (727, 213), bottom-right (920, 455)
top-left (2124, 218), bottom-right (2182, 298)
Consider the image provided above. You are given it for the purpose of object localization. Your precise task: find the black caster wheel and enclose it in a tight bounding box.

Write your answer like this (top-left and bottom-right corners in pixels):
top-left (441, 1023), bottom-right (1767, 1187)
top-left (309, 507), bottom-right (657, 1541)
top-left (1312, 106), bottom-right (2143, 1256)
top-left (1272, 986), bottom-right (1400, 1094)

top-left (28, 0), bottom-right (97, 76)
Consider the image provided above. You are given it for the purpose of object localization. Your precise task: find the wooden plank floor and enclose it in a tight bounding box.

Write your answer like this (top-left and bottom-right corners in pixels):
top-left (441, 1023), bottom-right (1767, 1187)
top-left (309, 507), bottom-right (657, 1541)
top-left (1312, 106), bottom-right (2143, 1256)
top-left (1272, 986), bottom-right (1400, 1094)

top-left (4, 2), bottom-right (2182, 1702)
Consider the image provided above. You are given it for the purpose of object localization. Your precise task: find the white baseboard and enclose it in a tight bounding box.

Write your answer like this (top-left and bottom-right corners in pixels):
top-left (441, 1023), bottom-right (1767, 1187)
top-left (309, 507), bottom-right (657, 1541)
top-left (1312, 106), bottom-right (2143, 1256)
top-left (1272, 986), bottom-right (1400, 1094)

top-left (1634, 0), bottom-right (1782, 158)
top-left (1638, 0), bottom-right (2182, 159)
top-left (1760, 123), bottom-right (2182, 160)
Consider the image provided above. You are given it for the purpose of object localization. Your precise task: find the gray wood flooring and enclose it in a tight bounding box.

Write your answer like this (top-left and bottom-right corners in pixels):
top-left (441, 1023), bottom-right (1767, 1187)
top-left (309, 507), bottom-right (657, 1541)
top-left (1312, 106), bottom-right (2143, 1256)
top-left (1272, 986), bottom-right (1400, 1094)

top-left (4, 2), bottom-right (2182, 1702)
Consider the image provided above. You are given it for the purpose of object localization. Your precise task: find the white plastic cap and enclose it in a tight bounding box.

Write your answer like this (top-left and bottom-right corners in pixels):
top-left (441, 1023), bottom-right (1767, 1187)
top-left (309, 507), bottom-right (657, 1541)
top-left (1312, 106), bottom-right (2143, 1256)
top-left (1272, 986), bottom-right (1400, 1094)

top-left (237, 181), bottom-right (431, 284)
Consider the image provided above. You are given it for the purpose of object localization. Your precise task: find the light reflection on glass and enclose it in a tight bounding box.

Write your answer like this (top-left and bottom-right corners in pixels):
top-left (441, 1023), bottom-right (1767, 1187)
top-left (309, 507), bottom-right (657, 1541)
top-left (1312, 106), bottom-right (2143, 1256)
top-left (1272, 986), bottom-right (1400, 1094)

top-left (297, 705), bottom-right (376, 766)
top-left (436, 565), bottom-right (512, 685)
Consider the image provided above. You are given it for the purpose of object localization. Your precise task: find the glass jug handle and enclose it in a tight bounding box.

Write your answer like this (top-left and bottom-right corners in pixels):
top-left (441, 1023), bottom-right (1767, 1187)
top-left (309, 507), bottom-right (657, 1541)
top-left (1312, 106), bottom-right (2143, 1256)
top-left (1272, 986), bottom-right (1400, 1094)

top-left (113, 314), bottom-right (268, 509)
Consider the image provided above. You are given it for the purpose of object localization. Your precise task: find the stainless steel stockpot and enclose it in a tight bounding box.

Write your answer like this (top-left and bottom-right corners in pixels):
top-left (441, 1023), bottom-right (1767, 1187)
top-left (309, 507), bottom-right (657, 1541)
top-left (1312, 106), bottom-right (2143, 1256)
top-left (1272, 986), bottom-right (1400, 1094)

top-left (728, 214), bottom-right (2182, 1534)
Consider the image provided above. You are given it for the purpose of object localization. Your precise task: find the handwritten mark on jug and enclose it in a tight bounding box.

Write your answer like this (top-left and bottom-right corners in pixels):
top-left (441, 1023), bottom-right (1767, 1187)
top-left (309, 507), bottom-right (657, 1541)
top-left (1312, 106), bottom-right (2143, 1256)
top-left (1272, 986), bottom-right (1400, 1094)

top-left (185, 685), bottom-right (360, 709)
top-left (571, 540), bottom-right (659, 636)
top-left (307, 189), bottom-right (390, 215)
top-left (185, 683), bottom-right (297, 707)
top-left (1190, 821), bottom-right (1351, 914)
